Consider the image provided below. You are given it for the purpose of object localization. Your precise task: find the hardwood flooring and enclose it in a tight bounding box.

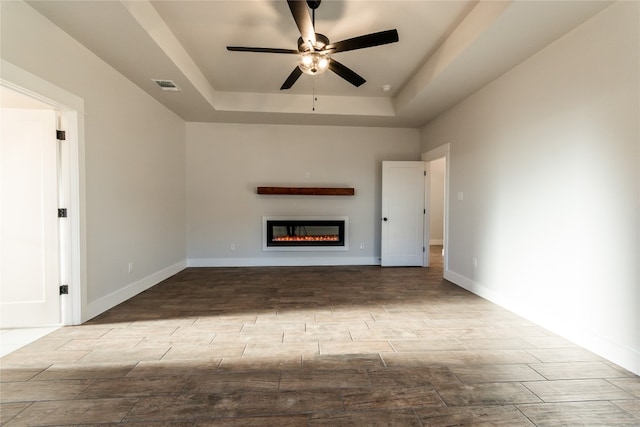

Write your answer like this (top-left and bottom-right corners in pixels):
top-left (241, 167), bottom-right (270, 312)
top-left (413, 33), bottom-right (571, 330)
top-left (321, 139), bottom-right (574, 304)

top-left (1, 247), bottom-right (639, 425)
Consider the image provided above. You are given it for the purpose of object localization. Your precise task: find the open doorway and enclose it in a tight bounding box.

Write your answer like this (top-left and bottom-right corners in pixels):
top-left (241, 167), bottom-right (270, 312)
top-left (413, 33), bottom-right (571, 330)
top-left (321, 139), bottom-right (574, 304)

top-left (422, 144), bottom-right (450, 275)
top-left (429, 157), bottom-right (446, 256)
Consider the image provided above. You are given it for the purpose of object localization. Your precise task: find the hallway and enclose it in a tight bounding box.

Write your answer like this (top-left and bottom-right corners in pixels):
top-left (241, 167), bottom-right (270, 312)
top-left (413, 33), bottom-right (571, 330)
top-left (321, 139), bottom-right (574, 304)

top-left (1, 248), bottom-right (638, 425)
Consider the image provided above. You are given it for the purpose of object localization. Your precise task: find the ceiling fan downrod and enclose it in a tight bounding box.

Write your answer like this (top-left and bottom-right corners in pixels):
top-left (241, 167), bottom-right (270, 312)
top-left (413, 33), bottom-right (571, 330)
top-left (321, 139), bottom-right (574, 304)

top-left (307, 0), bottom-right (321, 46)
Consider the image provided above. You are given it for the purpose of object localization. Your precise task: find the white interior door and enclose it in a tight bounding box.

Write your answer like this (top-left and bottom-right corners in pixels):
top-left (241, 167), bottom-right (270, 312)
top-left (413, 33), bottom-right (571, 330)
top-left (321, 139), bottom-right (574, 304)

top-left (381, 161), bottom-right (426, 266)
top-left (1, 108), bottom-right (60, 327)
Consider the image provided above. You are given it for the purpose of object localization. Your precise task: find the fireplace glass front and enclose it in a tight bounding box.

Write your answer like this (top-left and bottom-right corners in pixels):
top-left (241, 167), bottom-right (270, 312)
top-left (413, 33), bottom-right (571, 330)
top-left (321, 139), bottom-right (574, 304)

top-left (265, 219), bottom-right (346, 248)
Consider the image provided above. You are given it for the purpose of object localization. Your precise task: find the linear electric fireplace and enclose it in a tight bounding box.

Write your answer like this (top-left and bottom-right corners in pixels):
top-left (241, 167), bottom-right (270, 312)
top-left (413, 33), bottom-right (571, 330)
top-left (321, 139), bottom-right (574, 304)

top-left (262, 216), bottom-right (349, 251)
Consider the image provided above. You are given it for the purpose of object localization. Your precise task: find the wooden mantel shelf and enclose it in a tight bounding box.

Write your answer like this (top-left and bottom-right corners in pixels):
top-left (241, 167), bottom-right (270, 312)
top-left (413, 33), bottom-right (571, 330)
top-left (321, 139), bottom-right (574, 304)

top-left (257, 186), bottom-right (355, 196)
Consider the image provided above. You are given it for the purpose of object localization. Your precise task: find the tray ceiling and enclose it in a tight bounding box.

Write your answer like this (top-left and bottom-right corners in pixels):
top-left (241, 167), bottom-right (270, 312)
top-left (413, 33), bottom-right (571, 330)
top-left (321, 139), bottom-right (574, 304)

top-left (26, 0), bottom-right (610, 127)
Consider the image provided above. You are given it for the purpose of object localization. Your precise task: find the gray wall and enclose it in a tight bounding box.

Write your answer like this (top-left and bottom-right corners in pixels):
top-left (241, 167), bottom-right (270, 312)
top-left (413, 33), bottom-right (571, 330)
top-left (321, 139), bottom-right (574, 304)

top-left (1, 1), bottom-right (187, 320)
top-left (186, 122), bottom-right (420, 266)
top-left (421, 2), bottom-right (639, 374)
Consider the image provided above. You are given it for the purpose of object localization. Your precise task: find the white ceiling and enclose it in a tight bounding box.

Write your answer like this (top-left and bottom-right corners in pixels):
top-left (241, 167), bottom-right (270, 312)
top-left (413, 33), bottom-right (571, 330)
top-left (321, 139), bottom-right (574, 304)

top-left (26, 0), bottom-right (610, 128)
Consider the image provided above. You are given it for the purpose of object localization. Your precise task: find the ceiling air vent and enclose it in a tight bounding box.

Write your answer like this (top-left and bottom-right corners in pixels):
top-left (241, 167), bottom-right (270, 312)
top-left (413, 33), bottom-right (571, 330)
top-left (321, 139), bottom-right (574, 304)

top-left (152, 79), bottom-right (181, 91)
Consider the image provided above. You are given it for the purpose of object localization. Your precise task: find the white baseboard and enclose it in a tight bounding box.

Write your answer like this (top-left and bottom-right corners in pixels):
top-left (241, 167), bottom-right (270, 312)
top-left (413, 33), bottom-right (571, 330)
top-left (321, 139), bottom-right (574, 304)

top-left (444, 268), bottom-right (640, 376)
top-left (187, 256), bottom-right (380, 267)
top-left (85, 260), bottom-right (186, 321)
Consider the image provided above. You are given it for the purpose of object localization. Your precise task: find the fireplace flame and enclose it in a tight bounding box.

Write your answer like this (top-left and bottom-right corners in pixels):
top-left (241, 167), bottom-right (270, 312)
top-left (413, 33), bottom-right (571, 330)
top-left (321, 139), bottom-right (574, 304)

top-left (273, 235), bottom-right (339, 242)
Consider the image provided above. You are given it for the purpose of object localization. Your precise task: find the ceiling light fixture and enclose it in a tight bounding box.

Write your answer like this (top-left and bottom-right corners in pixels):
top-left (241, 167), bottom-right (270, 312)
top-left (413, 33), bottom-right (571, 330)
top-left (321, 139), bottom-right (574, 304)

top-left (382, 84), bottom-right (391, 92)
top-left (299, 51), bottom-right (330, 75)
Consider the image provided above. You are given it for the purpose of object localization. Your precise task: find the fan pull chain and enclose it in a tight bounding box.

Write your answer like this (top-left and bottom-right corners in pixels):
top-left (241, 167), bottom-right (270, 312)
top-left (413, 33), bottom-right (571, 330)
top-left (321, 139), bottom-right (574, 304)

top-left (313, 76), bottom-right (317, 111)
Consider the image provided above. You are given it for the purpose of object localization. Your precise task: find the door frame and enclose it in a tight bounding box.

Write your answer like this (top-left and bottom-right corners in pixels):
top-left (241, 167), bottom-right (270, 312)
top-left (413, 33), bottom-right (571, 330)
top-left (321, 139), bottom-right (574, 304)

top-left (1, 60), bottom-right (85, 326)
top-left (422, 143), bottom-right (450, 274)
top-left (423, 161), bottom-right (430, 267)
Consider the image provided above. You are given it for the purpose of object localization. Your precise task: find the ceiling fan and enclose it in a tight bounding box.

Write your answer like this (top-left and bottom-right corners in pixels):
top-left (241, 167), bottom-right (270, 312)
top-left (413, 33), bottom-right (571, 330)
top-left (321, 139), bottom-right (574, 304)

top-left (227, 0), bottom-right (399, 90)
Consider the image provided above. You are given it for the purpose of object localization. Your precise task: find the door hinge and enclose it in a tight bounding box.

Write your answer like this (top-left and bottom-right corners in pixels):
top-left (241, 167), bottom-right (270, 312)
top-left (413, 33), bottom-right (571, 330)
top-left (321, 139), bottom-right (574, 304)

top-left (58, 208), bottom-right (67, 218)
top-left (423, 246), bottom-right (426, 252)
top-left (56, 130), bottom-right (66, 141)
top-left (424, 171), bottom-right (426, 176)
top-left (424, 209), bottom-right (426, 214)
top-left (59, 285), bottom-right (69, 295)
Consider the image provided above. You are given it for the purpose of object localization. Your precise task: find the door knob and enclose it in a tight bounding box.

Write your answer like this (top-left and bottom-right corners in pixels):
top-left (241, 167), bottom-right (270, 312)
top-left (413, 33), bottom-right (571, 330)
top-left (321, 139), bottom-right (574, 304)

top-left (383, 217), bottom-right (388, 221)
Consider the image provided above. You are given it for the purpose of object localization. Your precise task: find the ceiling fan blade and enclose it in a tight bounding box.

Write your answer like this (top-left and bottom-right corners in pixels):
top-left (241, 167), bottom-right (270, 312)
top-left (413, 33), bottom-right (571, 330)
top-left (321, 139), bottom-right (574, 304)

top-left (328, 59), bottom-right (365, 87)
top-left (227, 46), bottom-right (299, 54)
top-left (288, 0), bottom-right (316, 47)
top-left (326, 29), bottom-right (399, 53)
top-left (280, 67), bottom-right (303, 90)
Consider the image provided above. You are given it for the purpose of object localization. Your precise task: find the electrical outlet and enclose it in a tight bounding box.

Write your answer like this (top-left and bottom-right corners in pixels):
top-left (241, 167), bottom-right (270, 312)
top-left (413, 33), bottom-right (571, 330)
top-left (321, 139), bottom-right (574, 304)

top-left (472, 257), bottom-right (478, 268)
top-left (128, 262), bottom-right (134, 273)
top-left (230, 243), bottom-right (236, 251)
top-left (359, 243), bottom-right (365, 250)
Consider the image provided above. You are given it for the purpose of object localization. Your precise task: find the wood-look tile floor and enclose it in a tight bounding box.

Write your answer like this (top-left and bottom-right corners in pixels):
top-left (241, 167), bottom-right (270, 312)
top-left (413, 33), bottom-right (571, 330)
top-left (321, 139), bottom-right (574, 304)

top-left (1, 247), bottom-right (639, 426)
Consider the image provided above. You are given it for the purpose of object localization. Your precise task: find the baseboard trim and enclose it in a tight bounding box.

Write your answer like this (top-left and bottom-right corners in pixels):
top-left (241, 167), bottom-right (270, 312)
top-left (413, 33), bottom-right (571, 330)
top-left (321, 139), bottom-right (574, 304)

top-left (187, 256), bottom-right (380, 267)
top-left (85, 261), bottom-right (186, 321)
top-left (444, 268), bottom-right (639, 376)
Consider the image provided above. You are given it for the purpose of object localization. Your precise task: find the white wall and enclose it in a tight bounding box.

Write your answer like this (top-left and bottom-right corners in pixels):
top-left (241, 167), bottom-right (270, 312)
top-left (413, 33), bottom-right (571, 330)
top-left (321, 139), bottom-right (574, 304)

top-left (0, 1), bottom-right (187, 321)
top-left (421, 2), bottom-right (639, 375)
top-left (429, 157), bottom-right (445, 244)
top-left (187, 123), bottom-right (420, 266)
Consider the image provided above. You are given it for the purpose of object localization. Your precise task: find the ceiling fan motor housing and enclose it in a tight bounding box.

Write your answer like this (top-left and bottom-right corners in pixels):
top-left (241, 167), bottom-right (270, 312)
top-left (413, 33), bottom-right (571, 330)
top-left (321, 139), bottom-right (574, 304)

top-left (298, 33), bottom-right (329, 52)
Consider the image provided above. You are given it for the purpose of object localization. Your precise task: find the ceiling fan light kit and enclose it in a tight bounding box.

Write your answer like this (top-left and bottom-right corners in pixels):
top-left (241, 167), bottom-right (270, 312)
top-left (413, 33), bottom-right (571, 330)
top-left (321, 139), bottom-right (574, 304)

top-left (298, 32), bottom-right (330, 76)
top-left (226, 0), bottom-right (399, 90)
top-left (299, 52), bottom-right (329, 75)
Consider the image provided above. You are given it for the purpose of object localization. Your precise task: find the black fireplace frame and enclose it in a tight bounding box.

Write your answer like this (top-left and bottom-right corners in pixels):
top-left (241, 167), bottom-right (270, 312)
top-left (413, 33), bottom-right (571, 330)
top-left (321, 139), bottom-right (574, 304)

top-left (262, 216), bottom-right (349, 251)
